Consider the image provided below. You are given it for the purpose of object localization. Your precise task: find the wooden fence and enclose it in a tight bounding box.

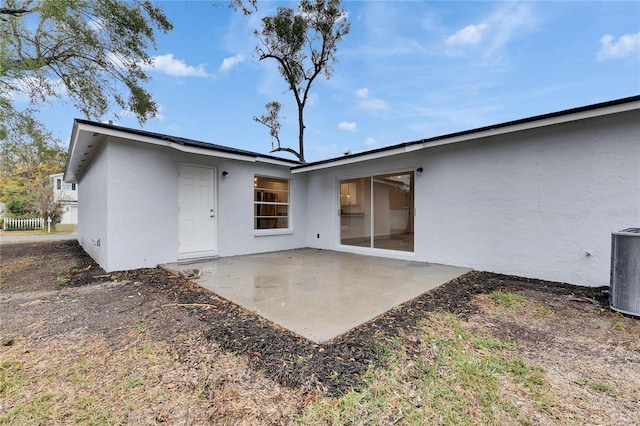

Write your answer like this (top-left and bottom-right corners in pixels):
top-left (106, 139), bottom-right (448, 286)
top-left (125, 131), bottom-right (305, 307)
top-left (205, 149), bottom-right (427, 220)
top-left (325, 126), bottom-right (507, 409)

top-left (3, 217), bottom-right (44, 231)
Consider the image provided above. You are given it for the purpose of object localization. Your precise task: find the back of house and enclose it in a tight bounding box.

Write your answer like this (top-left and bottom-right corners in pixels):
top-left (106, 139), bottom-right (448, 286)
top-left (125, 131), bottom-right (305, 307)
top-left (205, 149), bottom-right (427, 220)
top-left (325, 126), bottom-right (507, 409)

top-left (63, 95), bottom-right (640, 287)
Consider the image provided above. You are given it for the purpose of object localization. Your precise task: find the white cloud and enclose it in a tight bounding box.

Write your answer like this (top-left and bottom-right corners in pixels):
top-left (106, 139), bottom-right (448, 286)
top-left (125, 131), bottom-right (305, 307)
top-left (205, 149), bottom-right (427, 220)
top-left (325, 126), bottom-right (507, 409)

top-left (8, 92), bottom-right (29, 104)
top-left (114, 102), bottom-right (164, 123)
top-left (355, 2), bottom-right (431, 59)
top-left (355, 88), bottom-right (389, 111)
top-left (338, 121), bottom-right (357, 132)
top-left (87, 16), bottom-right (106, 32)
top-left (311, 143), bottom-right (341, 159)
top-left (444, 3), bottom-right (535, 60)
top-left (219, 54), bottom-right (246, 73)
top-left (145, 53), bottom-right (209, 77)
top-left (107, 52), bottom-right (128, 70)
top-left (364, 137), bottom-right (380, 148)
top-left (597, 33), bottom-right (640, 60)
top-left (5, 76), bottom-right (67, 104)
top-left (164, 123), bottom-right (182, 134)
top-left (355, 88), bottom-right (369, 98)
top-left (153, 104), bottom-right (166, 122)
top-left (484, 3), bottom-right (535, 58)
top-left (446, 23), bottom-right (489, 46)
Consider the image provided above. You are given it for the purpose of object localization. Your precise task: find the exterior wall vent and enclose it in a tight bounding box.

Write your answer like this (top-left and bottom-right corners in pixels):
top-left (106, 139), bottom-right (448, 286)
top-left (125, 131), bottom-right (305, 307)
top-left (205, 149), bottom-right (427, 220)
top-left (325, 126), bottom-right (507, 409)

top-left (610, 228), bottom-right (640, 317)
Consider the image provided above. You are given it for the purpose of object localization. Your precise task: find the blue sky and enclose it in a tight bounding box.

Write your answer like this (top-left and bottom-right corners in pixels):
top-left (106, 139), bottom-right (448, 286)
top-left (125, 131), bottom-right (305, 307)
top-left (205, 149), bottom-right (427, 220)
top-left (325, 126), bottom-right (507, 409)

top-left (33, 1), bottom-right (640, 162)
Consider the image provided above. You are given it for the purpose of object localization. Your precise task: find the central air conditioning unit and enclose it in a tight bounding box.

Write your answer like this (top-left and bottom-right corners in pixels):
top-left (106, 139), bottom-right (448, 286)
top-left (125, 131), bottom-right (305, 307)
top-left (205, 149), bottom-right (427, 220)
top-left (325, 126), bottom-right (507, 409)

top-left (610, 228), bottom-right (640, 317)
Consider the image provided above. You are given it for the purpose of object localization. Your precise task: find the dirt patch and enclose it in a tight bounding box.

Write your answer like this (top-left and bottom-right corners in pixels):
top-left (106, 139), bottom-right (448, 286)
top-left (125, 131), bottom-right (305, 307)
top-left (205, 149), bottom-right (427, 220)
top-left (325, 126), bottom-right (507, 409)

top-left (0, 240), bottom-right (104, 293)
top-left (0, 243), bottom-right (304, 424)
top-left (1, 242), bottom-right (639, 424)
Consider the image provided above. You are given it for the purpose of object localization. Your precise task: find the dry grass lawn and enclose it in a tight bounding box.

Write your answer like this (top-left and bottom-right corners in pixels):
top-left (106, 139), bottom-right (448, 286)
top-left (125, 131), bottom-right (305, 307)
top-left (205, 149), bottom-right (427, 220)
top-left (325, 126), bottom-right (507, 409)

top-left (1, 241), bottom-right (639, 425)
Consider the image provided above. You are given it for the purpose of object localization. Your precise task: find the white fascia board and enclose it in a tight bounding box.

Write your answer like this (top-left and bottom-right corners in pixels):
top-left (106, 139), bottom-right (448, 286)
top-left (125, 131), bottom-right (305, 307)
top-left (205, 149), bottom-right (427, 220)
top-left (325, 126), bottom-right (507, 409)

top-left (166, 141), bottom-right (255, 161)
top-left (293, 100), bottom-right (640, 173)
top-left (92, 126), bottom-right (256, 162)
top-left (63, 123), bottom-right (85, 182)
top-left (418, 100), bottom-right (640, 149)
top-left (66, 123), bottom-right (297, 181)
top-left (76, 123), bottom-right (297, 165)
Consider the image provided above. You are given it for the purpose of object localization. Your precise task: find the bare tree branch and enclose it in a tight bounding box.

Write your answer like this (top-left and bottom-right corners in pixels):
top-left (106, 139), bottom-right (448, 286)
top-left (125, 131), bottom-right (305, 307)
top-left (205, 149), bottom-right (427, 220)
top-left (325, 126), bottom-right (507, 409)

top-left (270, 146), bottom-right (300, 158)
top-left (252, 0), bottom-right (350, 162)
top-left (0, 7), bottom-right (35, 17)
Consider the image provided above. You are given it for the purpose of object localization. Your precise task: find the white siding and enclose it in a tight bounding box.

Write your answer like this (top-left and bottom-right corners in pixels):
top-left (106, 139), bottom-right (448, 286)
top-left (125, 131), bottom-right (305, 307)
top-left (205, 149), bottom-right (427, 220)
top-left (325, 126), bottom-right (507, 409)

top-left (51, 172), bottom-right (79, 225)
top-left (304, 110), bottom-right (640, 286)
top-left (52, 172), bottom-right (78, 202)
top-left (59, 202), bottom-right (78, 224)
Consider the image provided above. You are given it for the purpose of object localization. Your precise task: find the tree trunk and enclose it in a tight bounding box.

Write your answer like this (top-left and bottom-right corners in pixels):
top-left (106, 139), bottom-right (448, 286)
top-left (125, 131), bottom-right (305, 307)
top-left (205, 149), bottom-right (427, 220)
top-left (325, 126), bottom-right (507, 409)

top-left (298, 103), bottom-right (305, 162)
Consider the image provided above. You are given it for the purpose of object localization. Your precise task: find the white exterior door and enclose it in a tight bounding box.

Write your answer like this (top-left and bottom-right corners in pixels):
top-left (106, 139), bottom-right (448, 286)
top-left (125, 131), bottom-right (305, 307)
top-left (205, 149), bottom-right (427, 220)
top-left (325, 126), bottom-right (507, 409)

top-left (178, 165), bottom-right (216, 257)
top-left (69, 205), bottom-right (78, 224)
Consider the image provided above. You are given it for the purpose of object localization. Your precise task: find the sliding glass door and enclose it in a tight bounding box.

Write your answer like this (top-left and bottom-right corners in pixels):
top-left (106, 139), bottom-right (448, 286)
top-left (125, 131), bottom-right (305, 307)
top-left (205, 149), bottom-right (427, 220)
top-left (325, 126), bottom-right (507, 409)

top-left (339, 177), bottom-right (371, 248)
top-left (340, 171), bottom-right (414, 252)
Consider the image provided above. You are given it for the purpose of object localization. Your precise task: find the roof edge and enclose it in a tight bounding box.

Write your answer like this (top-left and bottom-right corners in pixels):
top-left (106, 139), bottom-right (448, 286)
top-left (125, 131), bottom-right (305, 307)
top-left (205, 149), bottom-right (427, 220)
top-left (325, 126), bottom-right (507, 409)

top-left (72, 119), bottom-right (303, 165)
top-left (292, 94), bottom-right (640, 172)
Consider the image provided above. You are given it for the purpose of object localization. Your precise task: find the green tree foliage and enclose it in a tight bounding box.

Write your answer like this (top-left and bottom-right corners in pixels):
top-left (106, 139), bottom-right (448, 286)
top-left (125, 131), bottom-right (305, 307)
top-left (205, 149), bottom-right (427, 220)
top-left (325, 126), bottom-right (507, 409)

top-left (0, 0), bottom-right (172, 222)
top-left (253, 100), bottom-right (283, 151)
top-left (253, 0), bottom-right (350, 162)
top-left (0, 127), bottom-right (66, 221)
top-left (229, 0), bottom-right (257, 16)
top-left (4, 187), bottom-right (32, 215)
top-left (0, 0), bottom-right (173, 143)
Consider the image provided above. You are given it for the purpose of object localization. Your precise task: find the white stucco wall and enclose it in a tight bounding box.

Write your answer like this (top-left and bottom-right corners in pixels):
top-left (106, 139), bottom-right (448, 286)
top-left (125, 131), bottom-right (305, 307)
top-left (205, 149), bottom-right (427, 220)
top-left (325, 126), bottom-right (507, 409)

top-left (76, 107), bottom-right (638, 284)
top-left (304, 110), bottom-right (639, 286)
top-left (214, 158), bottom-right (308, 258)
top-left (104, 139), bottom-right (178, 271)
top-left (78, 137), bottom-right (306, 272)
top-left (77, 144), bottom-right (109, 268)
top-left (304, 155), bottom-right (421, 260)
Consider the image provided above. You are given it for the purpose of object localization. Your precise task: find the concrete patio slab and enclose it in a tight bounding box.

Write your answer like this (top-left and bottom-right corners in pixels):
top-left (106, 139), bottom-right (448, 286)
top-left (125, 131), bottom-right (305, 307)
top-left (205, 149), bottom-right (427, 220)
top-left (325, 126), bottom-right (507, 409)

top-left (162, 249), bottom-right (471, 343)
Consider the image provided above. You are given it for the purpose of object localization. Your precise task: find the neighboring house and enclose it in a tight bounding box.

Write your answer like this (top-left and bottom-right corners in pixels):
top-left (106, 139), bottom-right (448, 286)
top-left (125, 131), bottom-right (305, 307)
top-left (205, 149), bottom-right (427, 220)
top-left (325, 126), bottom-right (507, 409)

top-left (64, 96), bottom-right (640, 286)
top-left (50, 172), bottom-right (78, 224)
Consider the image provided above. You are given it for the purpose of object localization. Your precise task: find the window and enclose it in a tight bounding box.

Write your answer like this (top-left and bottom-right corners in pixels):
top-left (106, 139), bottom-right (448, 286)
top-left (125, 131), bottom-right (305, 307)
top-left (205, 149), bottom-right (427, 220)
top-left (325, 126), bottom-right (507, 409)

top-left (71, 183), bottom-right (76, 191)
top-left (56, 179), bottom-right (61, 190)
top-left (254, 176), bottom-right (290, 230)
